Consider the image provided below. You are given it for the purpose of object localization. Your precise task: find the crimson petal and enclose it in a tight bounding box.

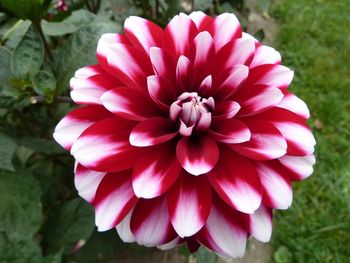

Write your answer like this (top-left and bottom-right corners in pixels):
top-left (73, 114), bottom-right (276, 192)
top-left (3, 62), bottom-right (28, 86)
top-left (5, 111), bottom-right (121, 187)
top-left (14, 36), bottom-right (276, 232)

top-left (53, 105), bottom-right (114, 151)
top-left (244, 205), bottom-right (273, 242)
top-left (245, 64), bottom-right (294, 89)
top-left (132, 143), bottom-right (181, 198)
top-left (101, 86), bottom-right (158, 121)
top-left (279, 154), bottom-right (316, 181)
top-left (256, 161), bottom-right (293, 209)
top-left (129, 117), bottom-right (177, 147)
top-left (130, 197), bottom-right (176, 246)
top-left (147, 75), bottom-right (177, 109)
top-left (124, 16), bottom-right (163, 54)
top-left (164, 13), bottom-right (197, 59)
top-left (197, 197), bottom-right (247, 258)
top-left (168, 171), bottom-right (212, 237)
top-left (231, 120), bottom-right (287, 160)
top-left (176, 136), bottom-right (219, 176)
top-left (212, 13), bottom-right (242, 49)
top-left (258, 108), bottom-right (316, 156)
top-left (74, 163), bottom-right (106, 203)
top-left (93, 171), bottom-right (137, 231)
top-left (213, 100), bottom-right (241, 119)
top-left (207, 147), bottom-right (262, 213)
top-left (209, 118), bottom-right (251, 144)
top-left (71, 117), bottom-right (138, 172)
top-left (235, 85), bottom-right (284, 116)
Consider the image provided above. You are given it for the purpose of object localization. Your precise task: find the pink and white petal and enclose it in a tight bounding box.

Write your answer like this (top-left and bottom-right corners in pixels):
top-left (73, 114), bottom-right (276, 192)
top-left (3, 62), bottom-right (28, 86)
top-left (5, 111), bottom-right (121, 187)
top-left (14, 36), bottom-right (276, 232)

top-left (168, 172), bottom-right (212, 237)
top-left (93, 171), bottom-right (138, 231)
top-left (106, 43), bottom-right (152, 89)
top-left (164, 13), bottom-right (197, 59)
top-left (191, 31), bottom-right (215, 84)
top-left (277, 91), bottom-right (310, 119)
top-left (256, 162), bottom-right (293, 209)
top-left (74, 163), bottom-right (106, 203)
top-left (53, 105), bottom-right (114, 151)
top-left (198, 75), bottom-right (213, 95)
top-left (230, 120), bottom-right (287, 160)
top-left (245, 205), bottom-right (272, 242)
top-left (259, 108), bottom-right (316, 156)
top-left (213, 100), bottom-right (241, 120)
top-left (149, 47), bottom-right (176, 82)
top-left (189, 11), bottom-right (213, 32)
top-left (197, 112), bottom-right (212, 132)
top-left (279, 154), bottom-right (316, 181)
top-left (250, 45), bottom-right (281, 68)
top-left (130, 197), bottom-right (176, 246)
top-left (209, 118), bottom-right (251, 144)
top-left (197, 198), bottom-right (247, 258)
top-left (176, 136), bottom-right (219, 176)
top-left (147, 75), bottom-right (177, 109)
top-left (129, 117), bottom-right (177, 147)
top-left (101, 87), bottom-right (158, 121)
top-left (124, 16), bottom-right (163, 53)
top-left (216, 38), bottom-right (255, 70)
top-left (235, 85), bottom-right (284, 116)
top-left (70, 71), bottom-right (123, 105)
top-left (215, 65), bottom-right (249, 100)
top-left (207, 147), bottom-right (262, 214)
top-left (176, 55), bottom-right (193, 93)
top-left (70, 88), bottom-right (106, 105)
top-left (71, 117), bottom-right (138, 172)
top-left (212, 13), bottom-right (242, 50)
top-left (132, 143), bottom-right (181, 198)
top-left (96, 34), bottom-right (130, 74)
top-left (116, 209), bottom-right (135, 243)
top-left (73, 64), bottom-right (104, 79)
top-left (245, 64), bottom-right (294, 89)
top-left (158, 236), bottom-right (183, 250)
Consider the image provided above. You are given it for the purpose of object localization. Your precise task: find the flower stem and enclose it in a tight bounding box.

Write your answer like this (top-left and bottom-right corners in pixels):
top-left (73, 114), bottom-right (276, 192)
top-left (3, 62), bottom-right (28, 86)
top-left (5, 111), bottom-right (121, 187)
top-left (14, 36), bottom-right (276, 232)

top-left (33, 22), bottom-right (53, 61)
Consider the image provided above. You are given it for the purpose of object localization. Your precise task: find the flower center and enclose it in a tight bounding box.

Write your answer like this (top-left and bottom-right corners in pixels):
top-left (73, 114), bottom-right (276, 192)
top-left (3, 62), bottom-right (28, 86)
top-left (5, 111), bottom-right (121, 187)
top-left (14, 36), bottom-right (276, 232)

top-left (170, 92), bottom-right (215, 136)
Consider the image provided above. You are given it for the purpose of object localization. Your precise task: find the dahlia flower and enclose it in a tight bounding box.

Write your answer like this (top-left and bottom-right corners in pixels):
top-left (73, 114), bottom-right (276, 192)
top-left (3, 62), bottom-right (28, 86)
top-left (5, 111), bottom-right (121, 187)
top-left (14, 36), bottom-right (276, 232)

top-left (53, 12), bottom-right (316, 258)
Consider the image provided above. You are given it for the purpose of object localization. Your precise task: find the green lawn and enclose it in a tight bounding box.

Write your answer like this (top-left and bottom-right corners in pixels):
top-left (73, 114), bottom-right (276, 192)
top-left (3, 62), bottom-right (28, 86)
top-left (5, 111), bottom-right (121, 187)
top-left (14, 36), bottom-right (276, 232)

top-left (271, 0), bottom-right (350, 262)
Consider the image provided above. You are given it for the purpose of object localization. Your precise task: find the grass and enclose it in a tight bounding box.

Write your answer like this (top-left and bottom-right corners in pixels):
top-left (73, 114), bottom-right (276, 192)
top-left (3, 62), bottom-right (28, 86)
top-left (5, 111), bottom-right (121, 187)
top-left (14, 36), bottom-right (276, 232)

top-left (270, 0), bottom-right (350, 262)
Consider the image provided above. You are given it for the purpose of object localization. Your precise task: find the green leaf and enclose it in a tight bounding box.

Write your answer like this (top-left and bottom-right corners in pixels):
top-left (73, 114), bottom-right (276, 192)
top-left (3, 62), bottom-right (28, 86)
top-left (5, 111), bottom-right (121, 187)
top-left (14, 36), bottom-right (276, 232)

top-left (194, 247), bottom-right (217, 263)
top-left (18, 137), bottom-right (64, 155)
top-left (42, 10), bottom-right (95, 36)
top-left (0, 131), bottom-right (17, 171)
top-left (11, 25), bottom-right (44, 80)
top-left (43, 198), bottom-right (95, 253)
top-left (16, 145), bottom-right (35, 165)
top-left (54, 19), bottom-right (120, 93)
top-left (0, 47), bottom-right (12, 84)
top-left (42, 251), bottom-right (63, 263)
top-left (195, 0), bottom-right (213, 10)
top-left (0, 96), bottom-right (16, 108)
top-left (0, 172), bottom-right (42, 240)
top-left (69, 230), bottom-right (120, 263)
top-left (108, 0), bottom-right (141, 24)
top-left (0, 0), bottom-right (44, 22)
top-left (1, 20), bottom-right (32, 50)
top-left (32, 70), bottom-right (57, 97)
top-left (0, 233), bottom-right (43, 263)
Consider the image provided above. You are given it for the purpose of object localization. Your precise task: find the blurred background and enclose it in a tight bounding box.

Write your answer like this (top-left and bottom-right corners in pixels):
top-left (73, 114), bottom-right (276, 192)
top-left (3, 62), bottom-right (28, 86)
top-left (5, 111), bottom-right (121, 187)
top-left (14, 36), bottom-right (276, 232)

top-left (0, 0), bottom-right (349, 262)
